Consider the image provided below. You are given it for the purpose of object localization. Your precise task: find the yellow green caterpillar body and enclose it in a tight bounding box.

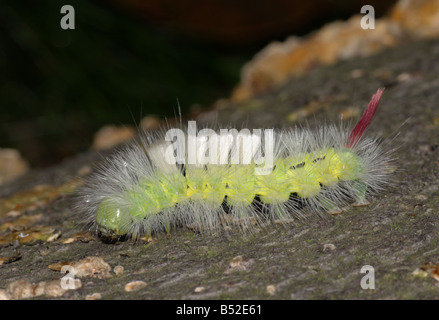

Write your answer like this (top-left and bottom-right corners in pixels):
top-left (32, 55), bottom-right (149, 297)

top-left (75, 88), bottom-right (393, 240)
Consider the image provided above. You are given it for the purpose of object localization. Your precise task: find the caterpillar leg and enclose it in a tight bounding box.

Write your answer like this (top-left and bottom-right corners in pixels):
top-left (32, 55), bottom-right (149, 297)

top-left (319, 198), bottom-right (344, 215)
top-left (351, 180), bottom-right (370, 207)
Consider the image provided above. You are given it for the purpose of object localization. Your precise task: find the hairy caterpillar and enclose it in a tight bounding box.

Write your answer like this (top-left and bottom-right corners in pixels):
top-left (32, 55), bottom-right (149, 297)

top-left (75, 88), bottom-right (393, 241)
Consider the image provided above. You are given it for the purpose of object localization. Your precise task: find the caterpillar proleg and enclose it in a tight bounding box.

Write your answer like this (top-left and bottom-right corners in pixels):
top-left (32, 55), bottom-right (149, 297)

top-left (75, 88), bottom-right (394, 241)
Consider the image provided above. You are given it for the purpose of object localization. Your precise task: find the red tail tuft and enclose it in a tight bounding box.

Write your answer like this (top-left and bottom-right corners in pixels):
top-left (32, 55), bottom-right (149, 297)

top-left (346, 88), bottom-right (385, 148)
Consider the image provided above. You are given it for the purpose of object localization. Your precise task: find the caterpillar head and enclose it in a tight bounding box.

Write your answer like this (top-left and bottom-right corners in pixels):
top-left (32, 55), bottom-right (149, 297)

top-left (95, 199), bottom-right (131, 243)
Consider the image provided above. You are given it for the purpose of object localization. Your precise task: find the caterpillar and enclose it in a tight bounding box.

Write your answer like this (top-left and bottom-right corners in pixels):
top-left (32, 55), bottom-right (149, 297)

top-left (74, 88), bottom-right (394, 241)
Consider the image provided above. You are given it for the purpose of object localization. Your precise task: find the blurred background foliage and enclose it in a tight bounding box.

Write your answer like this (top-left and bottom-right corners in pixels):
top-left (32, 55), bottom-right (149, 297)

top-left (0, 0), bottom-right (395, 167)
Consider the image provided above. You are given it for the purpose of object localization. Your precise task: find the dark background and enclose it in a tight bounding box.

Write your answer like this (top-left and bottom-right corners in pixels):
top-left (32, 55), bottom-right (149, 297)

top-left (0, 0), bottom-right (396, 167)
